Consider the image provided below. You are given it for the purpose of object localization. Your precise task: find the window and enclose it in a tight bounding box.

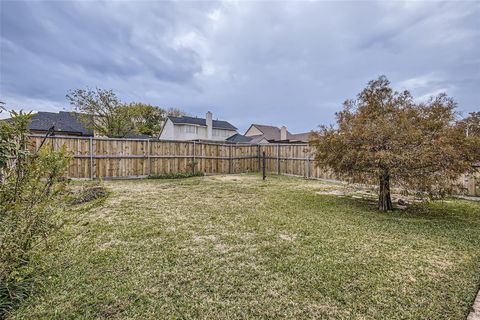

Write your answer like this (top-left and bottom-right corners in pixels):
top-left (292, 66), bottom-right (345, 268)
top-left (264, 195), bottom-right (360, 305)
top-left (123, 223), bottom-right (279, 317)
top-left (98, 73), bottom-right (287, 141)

top-left (184, 125), bottom-right (197, 134)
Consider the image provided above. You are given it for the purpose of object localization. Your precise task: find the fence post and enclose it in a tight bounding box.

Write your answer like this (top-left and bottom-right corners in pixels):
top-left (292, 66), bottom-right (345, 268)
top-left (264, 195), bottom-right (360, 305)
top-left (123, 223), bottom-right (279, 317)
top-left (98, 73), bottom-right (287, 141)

top-left (147, 139), bottom-right (151, 176)
top-left (277, 144), bottom-right (280, 175)
top-left (306, 156), bottom-right (310, 179)
top-left (229, 144), bottom-right (232, 174)
top-left (262, 151), bottom-right (266, 180)
top-left (257, 145), bottom-right (261, 172)
top-left (192, 141), bottom-right (196, 174)
top-left (89, 136), bottom-right (94, 180)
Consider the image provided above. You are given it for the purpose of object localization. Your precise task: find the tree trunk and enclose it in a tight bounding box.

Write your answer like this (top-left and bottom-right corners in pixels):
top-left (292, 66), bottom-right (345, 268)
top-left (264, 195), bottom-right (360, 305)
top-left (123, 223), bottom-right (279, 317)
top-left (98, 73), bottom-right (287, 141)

top-left (378, 171), bottom-right (393, 211)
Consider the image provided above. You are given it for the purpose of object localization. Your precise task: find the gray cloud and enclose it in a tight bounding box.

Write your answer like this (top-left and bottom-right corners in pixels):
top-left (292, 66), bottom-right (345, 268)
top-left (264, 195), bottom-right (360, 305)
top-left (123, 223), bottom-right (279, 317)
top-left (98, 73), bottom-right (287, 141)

top-left (1, 0), bottom-right (479, 132)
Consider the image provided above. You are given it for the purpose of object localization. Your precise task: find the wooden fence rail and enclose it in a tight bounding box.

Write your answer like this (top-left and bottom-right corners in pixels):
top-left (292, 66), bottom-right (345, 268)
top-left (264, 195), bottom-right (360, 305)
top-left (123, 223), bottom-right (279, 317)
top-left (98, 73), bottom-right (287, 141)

top-left (29, 135), bottom-right (479, 196)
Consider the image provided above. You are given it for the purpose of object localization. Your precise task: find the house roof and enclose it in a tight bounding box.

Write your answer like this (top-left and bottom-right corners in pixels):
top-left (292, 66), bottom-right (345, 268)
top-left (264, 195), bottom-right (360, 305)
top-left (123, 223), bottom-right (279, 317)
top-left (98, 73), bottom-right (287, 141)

top-left (226, 133), bottom-right (253, 143)
top-left (29, 111), bottom-right (93, 136)
top-left (248, 124), bottom-right (311, 142)
top-left (249, 124), bottom-right (290, 140)
top-left (248, 135), bottom-right (270, 144)
top-left (288, 132), bottom-right (312, 142)
top-left (168, 116), bottom-right (237, 131)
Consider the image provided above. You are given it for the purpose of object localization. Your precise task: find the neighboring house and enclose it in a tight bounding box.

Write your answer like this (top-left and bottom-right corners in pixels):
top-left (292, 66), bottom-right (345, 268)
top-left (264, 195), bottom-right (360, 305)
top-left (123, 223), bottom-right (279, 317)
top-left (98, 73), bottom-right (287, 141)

top-left (159, 112), bottom-right (238, 141)
top-left (226, 124), bottom-right (312, 144)
top-left (226, 133), bottom-right (268, 144)
top-left (4, 111), bottom-right (151, 139)
top-left (27, 111), bottom-right (93, 136)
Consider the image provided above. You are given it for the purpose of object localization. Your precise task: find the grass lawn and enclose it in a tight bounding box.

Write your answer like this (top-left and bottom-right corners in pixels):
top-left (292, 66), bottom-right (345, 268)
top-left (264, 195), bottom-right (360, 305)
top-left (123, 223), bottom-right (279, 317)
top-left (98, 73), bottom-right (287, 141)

top-left (9, 174), bottom-right (480, 319)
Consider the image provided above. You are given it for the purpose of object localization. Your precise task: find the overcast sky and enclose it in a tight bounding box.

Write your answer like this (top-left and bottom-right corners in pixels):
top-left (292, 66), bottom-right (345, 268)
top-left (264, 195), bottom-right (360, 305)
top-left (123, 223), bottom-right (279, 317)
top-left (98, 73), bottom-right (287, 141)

top-left (1, 1), bottom-right (479, 132)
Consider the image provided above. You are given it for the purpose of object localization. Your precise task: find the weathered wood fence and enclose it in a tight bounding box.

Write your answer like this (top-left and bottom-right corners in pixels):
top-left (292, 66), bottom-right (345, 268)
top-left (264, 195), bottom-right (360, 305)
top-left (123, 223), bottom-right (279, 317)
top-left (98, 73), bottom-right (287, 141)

top-left (30, 135), bottom-right (479, 196)
top-left (30, 135), bottom-right (259, 179)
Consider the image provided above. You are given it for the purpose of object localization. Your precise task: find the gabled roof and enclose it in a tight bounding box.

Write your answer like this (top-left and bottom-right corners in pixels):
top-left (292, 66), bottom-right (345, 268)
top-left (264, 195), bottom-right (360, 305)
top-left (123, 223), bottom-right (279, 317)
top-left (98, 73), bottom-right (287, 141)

top-left (168, 116), bottom-right (237, 131)
top-left (225, 134), bottom-right (270, 144)
top-left (248, 124), bottom-right (290, 140)
top-left (226, 133), bottom-right (253, 143)
top-left (248, 124), bottom-right (311, 142)
top-left (29, 111), bottom-right (93, 136)
top-left (246, 123), bottom-right (311, 143)
top-left (288, 132), bottom-right (312, 142)
top-left (248, 135), bottom-right (270, 144)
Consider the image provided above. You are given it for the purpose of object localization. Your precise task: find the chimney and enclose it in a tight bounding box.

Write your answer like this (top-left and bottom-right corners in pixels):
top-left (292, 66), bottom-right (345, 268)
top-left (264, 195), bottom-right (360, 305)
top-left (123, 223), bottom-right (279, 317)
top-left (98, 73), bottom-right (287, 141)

top-left (206, 111), bottom-right (213, 139)
top-left (280, 126), bottom-right (287, 140)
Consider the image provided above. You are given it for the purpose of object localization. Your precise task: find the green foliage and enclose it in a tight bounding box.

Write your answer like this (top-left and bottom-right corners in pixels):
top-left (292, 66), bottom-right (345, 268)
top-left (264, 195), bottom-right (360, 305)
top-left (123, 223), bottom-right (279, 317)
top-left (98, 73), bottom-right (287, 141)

top-left (0, 108), bottom-right (70, 316)
top-left (66, 88), bottom-right (133, 138)
top-left (147, 171), bottom-right (204, 179)
top-left (123, 103), bottom-right (167, 137)
top-left (310, 76), bottom-right (480, 211)
top-left (66, 88), bottom-right (186, 138)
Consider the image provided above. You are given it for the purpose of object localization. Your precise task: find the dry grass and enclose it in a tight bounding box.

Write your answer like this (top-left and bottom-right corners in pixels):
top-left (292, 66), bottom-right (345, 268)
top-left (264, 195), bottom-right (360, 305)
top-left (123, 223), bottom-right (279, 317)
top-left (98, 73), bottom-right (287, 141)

top-left (7, 174), bottom-right (480, 319)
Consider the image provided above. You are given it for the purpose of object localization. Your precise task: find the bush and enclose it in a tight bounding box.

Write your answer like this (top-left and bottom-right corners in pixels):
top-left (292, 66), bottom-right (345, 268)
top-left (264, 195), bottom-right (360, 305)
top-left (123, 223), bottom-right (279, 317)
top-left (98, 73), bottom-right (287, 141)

top-left (148, 172), bottom-right (204, 179)
top-left (66, 183), bottom-right (108, 205)
top-left (0, 108), bottom-right (70, 316)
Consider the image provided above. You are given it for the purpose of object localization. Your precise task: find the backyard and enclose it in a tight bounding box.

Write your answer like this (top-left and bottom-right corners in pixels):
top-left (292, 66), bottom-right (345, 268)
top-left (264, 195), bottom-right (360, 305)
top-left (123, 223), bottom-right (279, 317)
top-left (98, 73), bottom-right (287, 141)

top-left (9, 174), bottom-right (480, 319)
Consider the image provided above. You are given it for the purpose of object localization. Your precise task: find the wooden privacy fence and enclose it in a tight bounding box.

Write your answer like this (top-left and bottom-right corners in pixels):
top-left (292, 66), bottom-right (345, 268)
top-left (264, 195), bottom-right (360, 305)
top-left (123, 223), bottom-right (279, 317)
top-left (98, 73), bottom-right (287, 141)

top-left (30, 135), bottom-right (479, 196)
top-left (29, 135), bottom-right (260, 179)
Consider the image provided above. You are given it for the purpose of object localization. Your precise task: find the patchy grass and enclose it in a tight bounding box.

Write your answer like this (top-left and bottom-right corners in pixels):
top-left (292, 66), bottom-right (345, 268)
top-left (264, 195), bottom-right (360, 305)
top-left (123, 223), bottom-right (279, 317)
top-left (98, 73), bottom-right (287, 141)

top-left (7, 174), bottom-right (480, 319)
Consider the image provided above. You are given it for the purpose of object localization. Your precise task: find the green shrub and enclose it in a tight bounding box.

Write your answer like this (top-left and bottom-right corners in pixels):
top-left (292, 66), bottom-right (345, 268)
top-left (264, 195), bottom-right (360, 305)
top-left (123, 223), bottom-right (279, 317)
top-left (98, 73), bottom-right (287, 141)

top-left (148, 172), bottom-right (204, 179)
top-left (0, 108), bottom-right (70, 316)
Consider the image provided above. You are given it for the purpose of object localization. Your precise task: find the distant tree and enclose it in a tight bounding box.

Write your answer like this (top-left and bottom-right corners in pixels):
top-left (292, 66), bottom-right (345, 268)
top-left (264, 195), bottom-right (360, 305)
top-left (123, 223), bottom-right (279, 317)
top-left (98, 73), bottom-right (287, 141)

top-left (66, 88), bottom-right (134, 138)
top-left (67, 88), bottom-right (186, 138)
top-left (310, 76), bottom-right (480, 211)
top-left (124, 103), bottom-right (167, 137)
top-left (461, 111), bottom-right (480, 137)
top-left (166, 107), bottom-right (187, 117)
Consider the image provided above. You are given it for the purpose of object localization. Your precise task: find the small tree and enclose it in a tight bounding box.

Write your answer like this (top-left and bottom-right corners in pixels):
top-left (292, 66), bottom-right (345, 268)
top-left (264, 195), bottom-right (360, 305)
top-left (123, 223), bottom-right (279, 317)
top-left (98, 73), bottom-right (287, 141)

top-left (67, 88), bottom-right (186, 138)
top-left (124, 103), bottom-right (167, 137)
top-left (310, 76), bottom-right (480, 211)
top-left (0, 107), bottom-right (70, 313)
top-left (166, 107), bottom-right (186, 117)
top-left (66, 88), bottom-right (134, 138)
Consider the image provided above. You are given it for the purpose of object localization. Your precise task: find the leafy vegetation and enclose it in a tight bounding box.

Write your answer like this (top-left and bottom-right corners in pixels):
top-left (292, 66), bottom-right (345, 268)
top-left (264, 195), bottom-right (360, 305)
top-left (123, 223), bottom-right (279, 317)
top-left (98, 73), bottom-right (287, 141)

top-left (311, 76), bottom-right (480, 211)
top-left (148, 171), bottom-right (204, 179)
top-left (7, 174), bottom-right (480, 319)
top-left (0, 108), bottom-right (70, 316)
top-left (66, 88), bottom-right (185, 138)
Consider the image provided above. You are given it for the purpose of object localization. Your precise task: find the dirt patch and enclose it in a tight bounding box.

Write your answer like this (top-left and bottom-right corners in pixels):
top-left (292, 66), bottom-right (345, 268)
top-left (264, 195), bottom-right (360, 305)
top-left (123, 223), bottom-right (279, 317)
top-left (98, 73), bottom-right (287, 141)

top-left (316, 190), bottom-right (346, 196)
top-left (279, 233), bottom-right (296, 241)
top-left (193, 235), bottom-right (217, 243)
top-left (316, 187), bottom-right (426, 208)
top-left (207, 175), bottom-right (258, 183)
top-left (97, 239), bottom-right (130, 251)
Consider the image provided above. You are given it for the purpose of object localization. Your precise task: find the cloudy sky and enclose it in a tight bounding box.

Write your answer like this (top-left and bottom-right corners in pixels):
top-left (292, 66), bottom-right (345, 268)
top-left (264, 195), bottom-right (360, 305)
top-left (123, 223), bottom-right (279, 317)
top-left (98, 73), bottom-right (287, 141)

top-left (1, 1), bottom-right (479, 132)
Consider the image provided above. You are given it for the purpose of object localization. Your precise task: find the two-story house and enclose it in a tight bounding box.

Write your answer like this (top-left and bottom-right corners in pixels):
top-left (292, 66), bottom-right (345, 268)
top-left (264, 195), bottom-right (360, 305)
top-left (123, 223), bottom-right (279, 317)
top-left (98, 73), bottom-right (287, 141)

top-left (159, 111), bottom-right (238, 141)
